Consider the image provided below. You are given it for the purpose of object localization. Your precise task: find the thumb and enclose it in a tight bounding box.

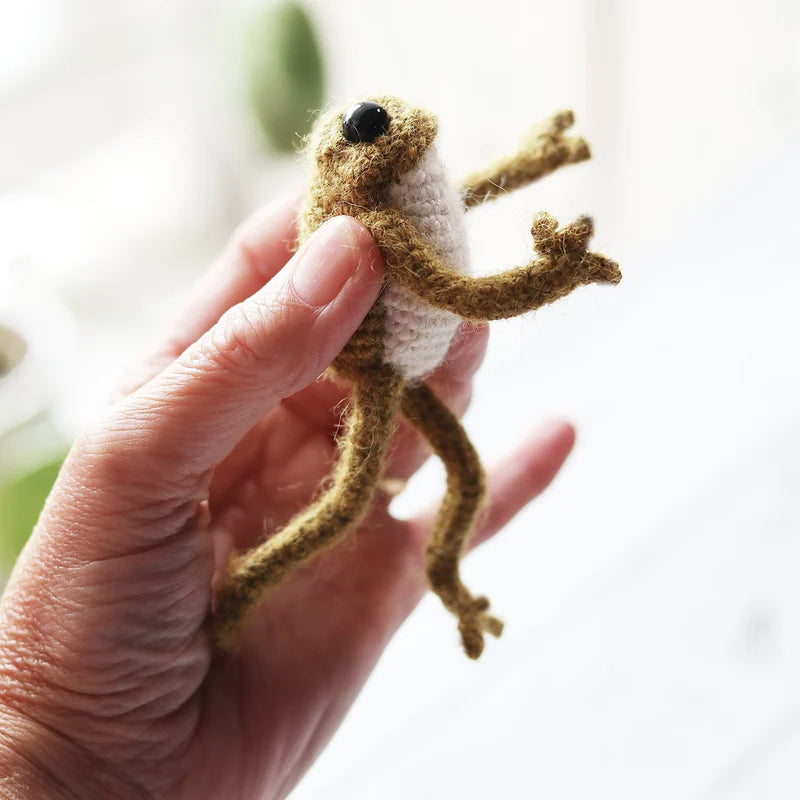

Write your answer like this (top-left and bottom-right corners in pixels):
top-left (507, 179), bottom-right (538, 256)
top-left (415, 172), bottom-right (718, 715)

top-left (82, 215), bottom-right (384, 494)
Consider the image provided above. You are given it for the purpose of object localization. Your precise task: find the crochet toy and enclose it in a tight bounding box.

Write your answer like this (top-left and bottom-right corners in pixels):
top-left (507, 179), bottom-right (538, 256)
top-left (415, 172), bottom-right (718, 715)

top-left (213, 96), bottom-right (621, 658)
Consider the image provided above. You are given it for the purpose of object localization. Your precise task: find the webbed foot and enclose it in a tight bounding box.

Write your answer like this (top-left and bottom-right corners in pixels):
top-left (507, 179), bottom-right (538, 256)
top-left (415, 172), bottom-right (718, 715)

top-left (532, 212), bottom-right (622, 287)
top-left (525, 109), bottom-right (591, 166)
top-left (456, 595), bottom-right (504, 660)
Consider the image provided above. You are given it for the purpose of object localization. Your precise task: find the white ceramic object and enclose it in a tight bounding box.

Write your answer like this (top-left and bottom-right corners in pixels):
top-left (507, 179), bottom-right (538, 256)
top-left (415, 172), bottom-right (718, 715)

top-left (0, 259), bottom-right (75, 441)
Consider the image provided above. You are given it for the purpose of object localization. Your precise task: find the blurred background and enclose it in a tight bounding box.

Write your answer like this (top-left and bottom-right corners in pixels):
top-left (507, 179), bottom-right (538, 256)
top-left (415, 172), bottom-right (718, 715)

top-left (1, 0), bottom-right (799, 796)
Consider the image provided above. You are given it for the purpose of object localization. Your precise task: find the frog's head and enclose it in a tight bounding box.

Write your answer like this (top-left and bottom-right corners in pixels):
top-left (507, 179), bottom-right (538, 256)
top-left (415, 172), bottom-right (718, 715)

top-left (305, 95), bottom-right (438, 206)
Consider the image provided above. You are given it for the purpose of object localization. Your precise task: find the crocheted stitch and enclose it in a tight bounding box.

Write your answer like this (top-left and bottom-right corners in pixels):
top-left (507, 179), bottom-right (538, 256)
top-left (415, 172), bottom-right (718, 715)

top-left (383, 144), bottom-right (470, 379)
top-left (212, 96), bottom-right (621, 658)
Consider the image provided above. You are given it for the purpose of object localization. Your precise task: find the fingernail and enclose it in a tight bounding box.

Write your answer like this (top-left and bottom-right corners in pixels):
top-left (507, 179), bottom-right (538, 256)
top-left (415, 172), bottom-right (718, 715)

top-left (291, 216), bottom-right (360, 306)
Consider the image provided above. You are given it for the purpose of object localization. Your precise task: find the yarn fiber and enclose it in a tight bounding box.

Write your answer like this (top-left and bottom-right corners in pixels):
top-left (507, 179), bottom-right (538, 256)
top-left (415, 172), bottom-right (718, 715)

top-left (383, 144), bottom-right (471, 379)
top-left (211, 96), bottom-right (621, 658)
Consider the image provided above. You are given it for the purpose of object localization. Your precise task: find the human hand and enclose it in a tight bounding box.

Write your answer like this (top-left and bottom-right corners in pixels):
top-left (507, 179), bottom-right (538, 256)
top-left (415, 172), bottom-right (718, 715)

top-left (0, 199), bottom-right (575, 799)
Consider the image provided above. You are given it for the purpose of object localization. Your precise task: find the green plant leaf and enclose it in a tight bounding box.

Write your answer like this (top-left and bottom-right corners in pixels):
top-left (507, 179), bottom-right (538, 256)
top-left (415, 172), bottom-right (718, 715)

top-left (244, 1), bottom-right (326, 153)
top-left (0, 456), bottom-right (64, 567)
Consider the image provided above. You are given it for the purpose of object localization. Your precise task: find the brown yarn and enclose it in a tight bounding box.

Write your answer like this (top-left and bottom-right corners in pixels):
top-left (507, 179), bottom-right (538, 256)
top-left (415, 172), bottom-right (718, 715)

top-left (401, 381), bottom-right (502, 659)
top-left (211, 96), bottom-right (621, 658)
top-left (460, 109), bottom-right (591, 207)
top-left (356, 207), bottom-right (620, 322)
top-left (213, 363), bottom-right (403, 650)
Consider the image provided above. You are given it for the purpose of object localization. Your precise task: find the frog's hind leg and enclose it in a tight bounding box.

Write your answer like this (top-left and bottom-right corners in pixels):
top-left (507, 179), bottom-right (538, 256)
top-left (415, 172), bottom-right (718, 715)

top-left (401, 381), bottom-right (503, 659)
top-left (213, 365), bottom-right (404, 650)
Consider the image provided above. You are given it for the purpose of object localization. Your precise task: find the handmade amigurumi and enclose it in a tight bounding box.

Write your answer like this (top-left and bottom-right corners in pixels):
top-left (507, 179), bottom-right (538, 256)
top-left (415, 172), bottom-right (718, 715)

top-left (213, 96), bottom-right (621, 658)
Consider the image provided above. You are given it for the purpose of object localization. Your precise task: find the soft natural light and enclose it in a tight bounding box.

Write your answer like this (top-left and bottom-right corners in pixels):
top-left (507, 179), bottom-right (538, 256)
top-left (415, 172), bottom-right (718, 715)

top-left (0, 2), bottom-right (798, 798)
top-left (0, 1), bottom-right (58, 92)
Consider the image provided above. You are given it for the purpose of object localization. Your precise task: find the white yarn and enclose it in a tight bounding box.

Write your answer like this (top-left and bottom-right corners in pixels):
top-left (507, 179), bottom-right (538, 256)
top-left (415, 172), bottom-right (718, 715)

top-left (383, 143), bottom-right (471, 379)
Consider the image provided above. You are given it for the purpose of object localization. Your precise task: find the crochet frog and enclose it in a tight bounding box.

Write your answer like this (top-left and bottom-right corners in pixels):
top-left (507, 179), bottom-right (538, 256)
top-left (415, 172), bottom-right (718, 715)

top-left (213, 96), bottom-right (621, 658)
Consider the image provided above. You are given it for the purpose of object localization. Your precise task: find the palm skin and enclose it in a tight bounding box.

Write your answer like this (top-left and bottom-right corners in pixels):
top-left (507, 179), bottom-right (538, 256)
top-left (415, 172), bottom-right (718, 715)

top-left (0, 200), bottom-right (574, 800)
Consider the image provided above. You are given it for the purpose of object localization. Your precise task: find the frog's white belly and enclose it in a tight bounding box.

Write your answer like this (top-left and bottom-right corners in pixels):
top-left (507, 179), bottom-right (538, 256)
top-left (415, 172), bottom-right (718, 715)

top-left (383, 144), bottom-right (471, 380)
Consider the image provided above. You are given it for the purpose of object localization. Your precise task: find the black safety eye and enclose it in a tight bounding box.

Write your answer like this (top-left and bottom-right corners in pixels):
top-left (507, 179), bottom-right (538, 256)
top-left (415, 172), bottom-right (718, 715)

top-left (341, 101), bottom-right (390, 143)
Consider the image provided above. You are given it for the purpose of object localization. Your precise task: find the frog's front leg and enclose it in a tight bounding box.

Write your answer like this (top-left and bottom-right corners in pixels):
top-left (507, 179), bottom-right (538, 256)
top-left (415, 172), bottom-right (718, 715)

top-left (460, 109), bottom-right (591, 208)
top-left (529, 211), bottom-right (621, 294)
top-left (362, 208), bottom-right (620, 323)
